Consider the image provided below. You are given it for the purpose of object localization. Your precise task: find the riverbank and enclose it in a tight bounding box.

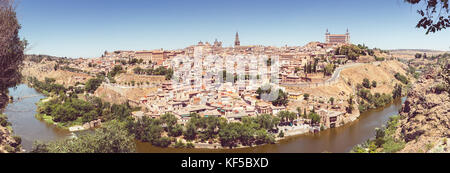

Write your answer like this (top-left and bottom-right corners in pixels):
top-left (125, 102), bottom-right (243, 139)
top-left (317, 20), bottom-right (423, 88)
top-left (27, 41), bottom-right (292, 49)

top-left (34, 99), bottom-right (81, 130)
top-left (3, 83), bottom-right (407, 153)
top-left (133, 97), bottom-right (405, 153)
top-left (349, 59), bottom-right (449, 153)
top-left (0, 113), bottom-right (22, 153)
top-left (133, 97), bottom-right (405, 152)
top-left (2, 84), bottom-right (72, 152)
top-left (24, 83), bottom-right (390, 151)
top-left (395, 63), bottom-right (449, 153)
top-left (1, 90), bottom-right (23, 153)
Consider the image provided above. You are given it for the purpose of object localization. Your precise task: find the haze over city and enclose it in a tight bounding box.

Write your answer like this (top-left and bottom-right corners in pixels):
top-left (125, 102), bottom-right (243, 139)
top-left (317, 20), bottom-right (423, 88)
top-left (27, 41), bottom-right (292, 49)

top-left (16, 0), bottom-right (450, 58)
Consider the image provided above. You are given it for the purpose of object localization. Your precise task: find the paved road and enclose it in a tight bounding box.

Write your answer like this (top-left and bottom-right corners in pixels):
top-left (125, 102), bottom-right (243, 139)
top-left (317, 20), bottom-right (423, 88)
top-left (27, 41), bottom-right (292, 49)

top-left (325, 63), bottom-right (363, 83)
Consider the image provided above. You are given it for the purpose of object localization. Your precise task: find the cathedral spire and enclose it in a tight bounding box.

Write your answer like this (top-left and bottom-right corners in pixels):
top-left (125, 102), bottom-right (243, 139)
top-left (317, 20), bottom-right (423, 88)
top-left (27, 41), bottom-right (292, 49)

top-left (235, 32), bottom-right (240, 47)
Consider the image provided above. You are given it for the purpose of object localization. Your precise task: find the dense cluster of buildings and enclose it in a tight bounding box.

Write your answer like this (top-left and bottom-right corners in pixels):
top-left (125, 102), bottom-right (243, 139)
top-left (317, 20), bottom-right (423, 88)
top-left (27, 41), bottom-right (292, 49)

top-left (53, 30), bottom-right (353, 129)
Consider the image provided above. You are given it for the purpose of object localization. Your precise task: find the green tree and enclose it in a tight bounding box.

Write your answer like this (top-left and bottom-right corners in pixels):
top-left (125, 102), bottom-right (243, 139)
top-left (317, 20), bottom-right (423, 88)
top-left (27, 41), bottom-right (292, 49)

top-left (32, 121), bottom-right (136, 153)
top-left (415, 53), bottom-right (422, 59)
top-left (303, 93), bottom-right (310, 100)
top-left (0, 1), bottom-right (26, 92)
top-left (394, 73), bottom-right (409, 84)
top-left (375, 127), bottom-right (386, 147)
top-left (324, 63), bottom-right (335, 76)
top-left (272, 89), bottom-right (289, 106)
top-left (266, 58), bottom-right (272, 66)
top-left (154, 137), bottom-right (172, 147)
top-left (85, 77), bottom-right (103, 93)
top-left (296, 107), bottom-right (302, 117)
top-left (335, 44), bottom-right (363, 60)
top-left (161, 113), bottom-right (177, 129)
top-left (329, 97), bottom-right (335, 105)
top-left (254, 129), bottom-right (275, 145)
top-left (218, 122), bottom-right (241, 148)
top-left (309, 112), bottom-right (321, 125)
top-left (169, 124), bottom-right (183, 137)
top-left (256, 114), bottom-right (277, 130)
top-left (174, 139), bottom-right (186, 148)
top-left (347, 95), bottom-right (354, 113)
top-left (183, 123), bottom-right (197, 141)
top-left (362, 78), bottom-right (371, 88)
top-left (371, 80), bottom-right (377, 88)
top-left (393, 84), bottom-right (403, 99)
top-left (278, 130), bottom-right (285, 138)
top-left (127, 116), bottom-right (162, 145)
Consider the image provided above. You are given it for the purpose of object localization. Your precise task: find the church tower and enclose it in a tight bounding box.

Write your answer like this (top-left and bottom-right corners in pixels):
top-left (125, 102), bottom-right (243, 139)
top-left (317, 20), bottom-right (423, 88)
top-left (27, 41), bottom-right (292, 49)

top-left (345, 28), bottom-right (350, 44)
top-left (234, 32), bottom-right (240, 47)
top-left (325, 29), bottom-right (330, 43)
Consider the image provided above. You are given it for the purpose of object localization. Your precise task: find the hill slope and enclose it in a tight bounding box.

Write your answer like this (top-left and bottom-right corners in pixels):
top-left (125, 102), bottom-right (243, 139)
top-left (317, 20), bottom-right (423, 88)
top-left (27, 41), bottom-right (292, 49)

top-left (395, 61), bottom-right (450, 153)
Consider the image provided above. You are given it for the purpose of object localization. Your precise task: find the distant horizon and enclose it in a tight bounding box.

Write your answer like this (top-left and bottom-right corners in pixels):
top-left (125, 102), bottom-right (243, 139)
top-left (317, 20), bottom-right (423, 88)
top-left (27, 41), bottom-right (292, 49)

top-left (24, 44), bottom-right (450, 59)
top-left (17, 0), bottom-right (450, 58)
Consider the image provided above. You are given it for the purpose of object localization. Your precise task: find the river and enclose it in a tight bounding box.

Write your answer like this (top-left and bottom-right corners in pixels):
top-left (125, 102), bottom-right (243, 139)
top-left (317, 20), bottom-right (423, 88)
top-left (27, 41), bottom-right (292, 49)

top-left (3, 84), bottom-right (406, 153)
top-left (3, 84), bottom-right (72, 152)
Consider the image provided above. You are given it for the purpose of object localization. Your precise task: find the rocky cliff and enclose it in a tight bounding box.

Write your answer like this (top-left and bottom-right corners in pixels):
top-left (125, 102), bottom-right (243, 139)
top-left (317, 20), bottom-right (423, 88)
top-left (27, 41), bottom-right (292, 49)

top-left (395, 61), bottom-right (450, 153)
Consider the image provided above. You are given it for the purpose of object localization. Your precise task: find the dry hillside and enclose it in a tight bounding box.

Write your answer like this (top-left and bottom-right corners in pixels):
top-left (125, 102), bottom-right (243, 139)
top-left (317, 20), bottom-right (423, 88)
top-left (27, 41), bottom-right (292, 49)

top-left (395, 62), bottom-right (450, 153)
top-left (94, 84), bottom-right (158, 104)
top-left (21, 60), bottom-right (92, 86)
top-left (115, 73), bottom-right (166, 85)
top-left (287, 60), bottom-right (409, 100)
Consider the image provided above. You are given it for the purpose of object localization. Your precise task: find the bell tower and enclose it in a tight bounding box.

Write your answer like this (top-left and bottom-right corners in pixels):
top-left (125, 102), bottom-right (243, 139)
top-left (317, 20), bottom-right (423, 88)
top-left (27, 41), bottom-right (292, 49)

top-left (234, 32), bottom-right (240, 47)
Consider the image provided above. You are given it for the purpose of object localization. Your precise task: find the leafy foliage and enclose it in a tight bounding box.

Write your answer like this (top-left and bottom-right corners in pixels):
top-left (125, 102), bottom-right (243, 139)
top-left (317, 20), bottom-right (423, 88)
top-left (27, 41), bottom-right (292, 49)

top-left (31, 121), bottom-right (136, 153)
top-left (335, 44), bottom-right (365, 60)
top-left (85, 76), bottom-right (103, 93)
top-left (256, 86), bottom-right (289, 106)
top-left (0, 0), bottom-right (26, 92)
top-left (125, 116), bottom-right (163, 145)
top-left (0, 113), bottom-right (11, 127)
top-left (405, 0), bottom-right (450, 34)
top-left (394, 73), bottom-right (409, 84)
top-left (362, 78), bottom-right (371, 89)
top-left (351, 115), bottom-right (405, 153)
top-left (133, 66), bottom-right (174, 80)
top-left (393, 84), bottom-right (403, 99)
top-left (27, 76), bottom-right (66, 95)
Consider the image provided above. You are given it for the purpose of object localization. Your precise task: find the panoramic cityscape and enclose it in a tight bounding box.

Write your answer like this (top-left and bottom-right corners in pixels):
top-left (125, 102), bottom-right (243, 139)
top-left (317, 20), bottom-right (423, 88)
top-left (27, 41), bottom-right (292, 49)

top-left (1, 0), bottom-right (449, 158)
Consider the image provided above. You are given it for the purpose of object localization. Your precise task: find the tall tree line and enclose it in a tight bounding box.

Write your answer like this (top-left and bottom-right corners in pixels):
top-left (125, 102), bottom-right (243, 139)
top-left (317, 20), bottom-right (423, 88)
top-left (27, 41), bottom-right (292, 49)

top-left (0, 0), bottom-right (26, 92)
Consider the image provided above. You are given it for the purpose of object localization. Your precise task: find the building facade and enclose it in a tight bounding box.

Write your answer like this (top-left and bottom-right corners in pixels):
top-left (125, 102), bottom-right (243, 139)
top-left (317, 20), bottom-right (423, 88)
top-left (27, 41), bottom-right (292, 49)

top-left (325, 29), bottom-right (350, 44)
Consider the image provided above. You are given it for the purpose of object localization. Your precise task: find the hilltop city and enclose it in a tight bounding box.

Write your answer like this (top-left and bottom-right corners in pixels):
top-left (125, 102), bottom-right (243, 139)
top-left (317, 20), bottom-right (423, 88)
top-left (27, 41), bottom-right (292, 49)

top-left (4, 27), bottom-right (447, 151)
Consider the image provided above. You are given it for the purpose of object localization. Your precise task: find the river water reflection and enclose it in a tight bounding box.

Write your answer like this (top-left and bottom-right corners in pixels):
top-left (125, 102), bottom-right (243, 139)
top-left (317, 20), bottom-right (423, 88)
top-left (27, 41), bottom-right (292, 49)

top-left (136, 97), bottom-right (406, 153)
top-left (4, 84), bottom-right (405, 153)
top-left (3, 84), bottom-right (72, 152)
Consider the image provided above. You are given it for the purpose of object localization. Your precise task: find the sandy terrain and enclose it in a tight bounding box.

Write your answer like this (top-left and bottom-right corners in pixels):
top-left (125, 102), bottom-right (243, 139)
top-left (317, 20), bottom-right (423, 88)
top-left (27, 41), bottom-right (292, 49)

top-left (286, 60), bottom-right (408, 99)
top-left (389, 49), bottom-right (449, 59)
top-left (94, 84), bottom-right (158, 104)
top-left (21, 60), bottom-right (92, 86)
top-left (115, 73), bottom-right (166, 85)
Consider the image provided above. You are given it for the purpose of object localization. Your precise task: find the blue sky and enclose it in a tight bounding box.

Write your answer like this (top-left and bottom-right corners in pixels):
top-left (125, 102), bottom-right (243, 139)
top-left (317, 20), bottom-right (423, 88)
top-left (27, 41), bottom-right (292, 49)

top-left (16, 0), bottom-right (450, 58)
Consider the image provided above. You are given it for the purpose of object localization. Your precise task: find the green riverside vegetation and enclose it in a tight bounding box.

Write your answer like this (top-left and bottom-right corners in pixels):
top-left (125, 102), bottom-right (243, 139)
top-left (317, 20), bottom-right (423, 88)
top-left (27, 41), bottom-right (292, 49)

top-left (356, 78), bottom-right (394, 113)
top-left (124, 112), bottom-right (280, 149)
top-left (351, 115), bottom-right (405, 153)
top-left (31, 121), bottom-right (136, 153)
top-left (28, 74), bottom-right (287, 150)
top-left (394, 73), bottom-right (409, 85)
